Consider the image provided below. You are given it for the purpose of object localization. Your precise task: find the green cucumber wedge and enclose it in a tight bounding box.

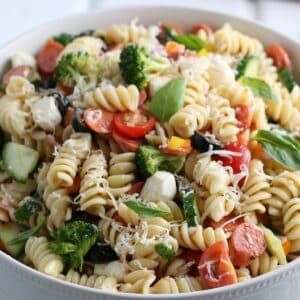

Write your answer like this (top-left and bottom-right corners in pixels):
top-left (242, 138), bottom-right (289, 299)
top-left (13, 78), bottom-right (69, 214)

top-left (0, 223), bottom-right (24, 257)
top-left (2, 142), bottom-right (39, 183)
top-left (236, 56), bottom-right (259, 79)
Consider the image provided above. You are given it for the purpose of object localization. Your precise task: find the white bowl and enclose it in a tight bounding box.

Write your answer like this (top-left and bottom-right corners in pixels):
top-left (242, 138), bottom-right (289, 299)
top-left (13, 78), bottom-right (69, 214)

top-left (1, 5), bottom-right (300, 300)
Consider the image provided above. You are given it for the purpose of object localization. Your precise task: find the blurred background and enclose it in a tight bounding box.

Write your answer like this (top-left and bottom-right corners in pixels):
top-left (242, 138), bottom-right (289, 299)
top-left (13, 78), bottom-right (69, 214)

top-left (1, 0), bottom-right (300, 46)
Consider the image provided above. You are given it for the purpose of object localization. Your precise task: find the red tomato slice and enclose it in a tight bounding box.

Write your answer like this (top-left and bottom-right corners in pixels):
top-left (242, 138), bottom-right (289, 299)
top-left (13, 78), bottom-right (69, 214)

top-left (127, 182), bottom-right (144, 195)
top-left (161, 23), bottom-right (183, 34)
top-left (2, 65), bottom-right (31, 86)
top-left (199, 241), bottom-right (237, 289)
top-left (112, 125), bottom-right (144, 152)
top-left (217, 141), bottom-right (251, 187)
top-left (37, 39), bottom-right (64, 76)
top-left (234, 104), bottom-right (252, 130)
top-left (113, 109), bottom-right (155, 139)
top-left (266, 44), bottom-right (291, 70)
top-left (191, 24), bottom-right (213, 35)
top-left (56, 81), bottom-right (74, 95)
top-left (205, 213), bottom-right (244, 233)
top-left (83, 108), bottom-right (114, 135)
top-left (230, 223), bottom-right (266, 267)
top-left (138, 89), bottom-right (148, 106)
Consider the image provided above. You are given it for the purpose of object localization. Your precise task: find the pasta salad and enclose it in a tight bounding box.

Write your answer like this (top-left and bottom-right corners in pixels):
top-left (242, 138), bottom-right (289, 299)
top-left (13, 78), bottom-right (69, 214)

top-left (0, 19), bottom-right (299, 294)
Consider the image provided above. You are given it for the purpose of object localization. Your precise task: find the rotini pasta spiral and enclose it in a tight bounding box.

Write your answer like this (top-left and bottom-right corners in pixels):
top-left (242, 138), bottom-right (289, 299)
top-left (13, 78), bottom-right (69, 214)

top-left (47, 133), bottom-right (91, 188)
top-left (171, 222), bottom-right (228, 251)
top-left (5, 76), bottom-right (35, 99)
top-left (208, 93), bottom-right (239, 143)
top-left (214, 24), bottom-right (263, 55)
top-left (57, 269), bottom-right (117, 290)
top-left (25, 236), bottom-right (63, 276)
top-left (236, 268), bottom-right (251, 283)
top-left (241, 159), bottom-right (270, 223)
top-left (150, 276), bottom-right (202, 294)
top-left (169, 104), bottom-right (210, 138)
top-left (193, 156), bottom-right (230, 194)
top-left (79, 151), bottom-right (111, 214)
top-left (249, 252), bottom-right (279, 276)
top-left (183, 78), bottom-right (209, 106)
top-left (108, 152), bottom-right (136, 197)
top-left (83, 84), bottom-right (139, 112)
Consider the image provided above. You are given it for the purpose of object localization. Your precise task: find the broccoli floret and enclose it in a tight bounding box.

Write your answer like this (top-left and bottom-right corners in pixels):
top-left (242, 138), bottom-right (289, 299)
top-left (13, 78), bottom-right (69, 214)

top-left (119, 44), bottom-right (170, 90)
top-left (54, 51), bottom-right (101, 87)
top-left (136, 145), bottom-right (185, 180)
top-left (49, 221), bottom-right (98, 271)
top-left (53, 33), bottom-right (74, 46)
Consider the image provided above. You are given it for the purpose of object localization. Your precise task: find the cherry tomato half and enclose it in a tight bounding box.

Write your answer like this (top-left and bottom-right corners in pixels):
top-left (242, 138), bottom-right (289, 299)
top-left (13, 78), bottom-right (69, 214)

top-left (230, 223), bottom-right (266, 267)
top-left (266, 44), bottom-right (291, 70)
top-left (234, 104), bottom-right (252, 130)
top-left (191, 24), bottom-right (213, 35)
top-left (112, 125), bottom-right (144, 152)
top-left (199, 241), bottom-right (237, 289)
top-left (2, 65), bottom-right (31, 86)
top-left (37, 39), bottom-right (64, 76)
top-left (83, 108), bottom-right (114, 135)
top-left (113, 109), bottom-right (155, 139)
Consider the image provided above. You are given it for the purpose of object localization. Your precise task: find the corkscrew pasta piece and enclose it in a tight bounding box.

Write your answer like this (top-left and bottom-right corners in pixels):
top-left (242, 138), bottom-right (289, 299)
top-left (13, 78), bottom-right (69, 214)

top-left (208, 93), bottom-right (239, 143)
top-left (0, 96), bottom-right (30, 138)
top-left (43, 185), bottom-right (72, 231)
top-left (107, 152), bottom-right (136, 197)
top-left (57, 269), bottom-right (118, 290)
top-left (236, 268), bottom-right (251, 283)
top-left (150, 276), bottom-right (202, 294)
top-left (128, 258), bottom-right (160, 271)
top-left (98, 49), bottom-right (122, 81)
top-left (36, 163), bottom-right (51, 195)
top-left (183, 78), bottom-right (209, 106)
top-left (241, 159), bottom-right (270, 223)
top-left (214, 24), bottom-right (264, 55)
top-left (5, 76), bottom-right (35, 99)
top-left (169, 104), bottom-right (210, 138)
top-left (119, 270), bottom-right (156, 294)
top-left (145, 122), bottom-right (174, 147)
top-left (249, 252), bottom-right (279, 276)
top-left (79, 152), bottom-right (112, 214)
top-left (83, 84), bottom-right (139, 112)
top-left (283, 198), bottom-right (300, 252)
top-left (25, 236), bottom-right (63, 276)
top-left (102, 23), bottom-right (158, 45)
top-left (290, 85), bottom-right (300, 109)
top-left (193, 156), bottom-right (231, 194)
top-left (164, 257), bottom-right (192, 277)
top-left (171, 222), bottom-right (228, 251)
top-left (202, 187), bottom-right (238, 223)
top-left (47, 133), bottom-right (91, 188)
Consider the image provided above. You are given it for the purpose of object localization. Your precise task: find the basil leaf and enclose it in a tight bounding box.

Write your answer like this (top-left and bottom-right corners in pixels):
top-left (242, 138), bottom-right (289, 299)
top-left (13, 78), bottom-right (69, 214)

top-left (241, 77), bottom-right (278, 102)
top-left (254, 130), bottom-right (300, 170)
top-left (164, 27), bottom-right (207, 51)
top-left (8, 217), bottom-right (45, 246)
top-left (149, 77), bottom-right (186, 122)
top-left (15, 196), bottom-right (43, 223)
top-left (277, 68), bottom-right (296, 92)
top-left (124, 200), bottom-right (170, 218)
top-left (155, 243), bottom-right (176, 260)
top-left (53, 33), bottom-right (74, 46)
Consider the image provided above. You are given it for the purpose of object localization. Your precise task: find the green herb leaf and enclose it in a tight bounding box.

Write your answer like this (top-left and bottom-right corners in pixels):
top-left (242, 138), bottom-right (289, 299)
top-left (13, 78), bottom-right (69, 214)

top-left (277, 68), bottom-right (296, 92)
top-left (241, 77), bottom-right (278, 102)
top-left (149, 77), bottom-right (186, 122)
top-left (254, 129), bottom-right (300, 170)
top-left (236, 56), bottom-right (259, 80)
top-left (53, 33), bottom-right (74, 46)
top-left (15, 196), bottom-right (43, 223)
top-left (155, 243), bottom-right (176, 260)
top-left (124, 200), bottom-right (170, 218)
top-left (8, 217), bottom-right (45, 246)
top-left (164, 27), bottom-right (207, 51)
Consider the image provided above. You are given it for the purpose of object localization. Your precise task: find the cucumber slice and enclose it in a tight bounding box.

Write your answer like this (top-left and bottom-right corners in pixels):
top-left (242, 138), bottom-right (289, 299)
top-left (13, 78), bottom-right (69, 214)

top-left (277, 68), bottom-right (296, 92)
top-left (0, 223), bottom-right (24, 257)
top-left (179, 185), bottom-right (200, 227)
top-left (2, 142), bottom-right (39, 183)
top-left (236, 56), bottom-right (259, 79)
top-left (259, 224), bottom-right (287, 265)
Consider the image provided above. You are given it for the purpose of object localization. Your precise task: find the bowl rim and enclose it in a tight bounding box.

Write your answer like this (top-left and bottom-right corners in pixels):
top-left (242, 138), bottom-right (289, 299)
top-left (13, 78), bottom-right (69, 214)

top-left (1, 4), bottom-right (300, 298)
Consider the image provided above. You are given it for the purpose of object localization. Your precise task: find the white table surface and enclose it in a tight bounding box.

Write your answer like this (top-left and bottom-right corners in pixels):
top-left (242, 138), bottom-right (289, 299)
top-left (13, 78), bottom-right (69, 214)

top-left (1, 0), bottom-right (300, 46)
